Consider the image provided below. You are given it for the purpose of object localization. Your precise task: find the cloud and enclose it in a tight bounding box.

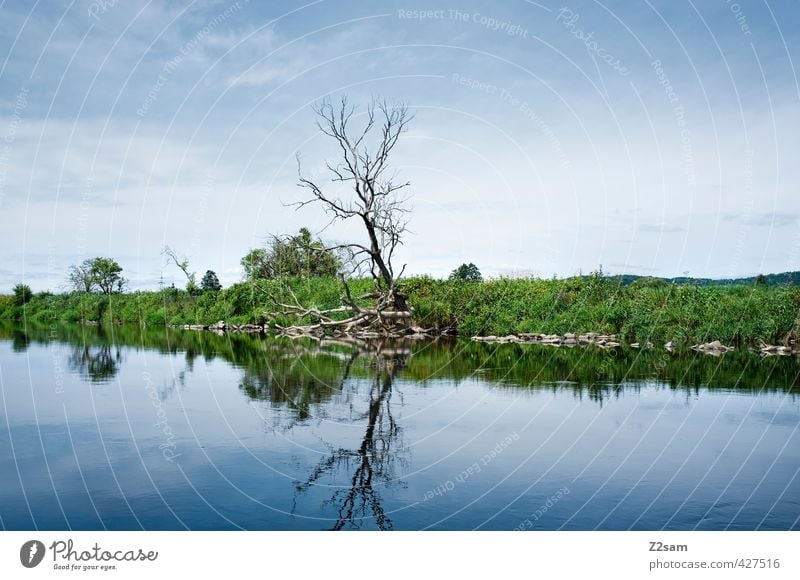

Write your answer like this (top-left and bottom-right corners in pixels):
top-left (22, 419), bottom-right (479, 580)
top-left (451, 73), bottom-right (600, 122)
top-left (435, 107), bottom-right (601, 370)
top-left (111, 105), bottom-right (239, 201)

top-left (722, 211), bottom-right (800, 228)
top-left (0, 118), bottom-right (221, 207)
top-left (638, 223), bottom-right (687, 233)
top-left (607, 263), bottom-right (659, 273)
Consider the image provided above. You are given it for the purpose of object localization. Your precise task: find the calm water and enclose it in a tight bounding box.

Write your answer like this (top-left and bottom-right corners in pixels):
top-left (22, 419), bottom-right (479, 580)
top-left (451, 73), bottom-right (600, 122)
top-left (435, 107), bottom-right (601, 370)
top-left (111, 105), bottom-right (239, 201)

top-left (1, 323), bottom-right (798, 531)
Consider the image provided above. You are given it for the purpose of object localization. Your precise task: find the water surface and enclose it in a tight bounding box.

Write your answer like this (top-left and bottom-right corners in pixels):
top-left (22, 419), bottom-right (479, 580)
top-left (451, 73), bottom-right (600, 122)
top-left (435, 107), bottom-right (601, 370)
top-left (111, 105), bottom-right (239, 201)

top-left (1, 323), bottom-right (798, 530)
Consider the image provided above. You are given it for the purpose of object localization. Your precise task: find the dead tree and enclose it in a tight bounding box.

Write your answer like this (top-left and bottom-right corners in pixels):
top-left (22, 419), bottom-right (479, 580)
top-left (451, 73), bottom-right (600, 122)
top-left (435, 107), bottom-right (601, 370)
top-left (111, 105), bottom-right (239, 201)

top-left (285, 96), bottom-right (415, 336)
top-left (162, 245), bottom-right (198, 294)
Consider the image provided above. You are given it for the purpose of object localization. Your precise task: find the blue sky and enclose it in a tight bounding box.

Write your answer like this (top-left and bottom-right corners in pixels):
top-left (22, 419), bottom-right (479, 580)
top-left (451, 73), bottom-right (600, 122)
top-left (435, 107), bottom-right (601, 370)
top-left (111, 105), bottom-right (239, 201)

top-left (1, 0), bottom-right (799, 291)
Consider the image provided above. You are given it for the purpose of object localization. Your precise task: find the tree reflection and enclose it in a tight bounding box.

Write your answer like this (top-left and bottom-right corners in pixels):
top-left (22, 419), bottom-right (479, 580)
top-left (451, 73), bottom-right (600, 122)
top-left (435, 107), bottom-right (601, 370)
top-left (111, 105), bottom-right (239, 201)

top-left (299, 347), bottom-right (406, 530)
top-left (253, 338), bottom-right (406, 530)
top-left (238, 339), bottom-right (360, 421)
top-left (68, 344), bottom-right (122, 382)
top-left (11, 328), bottom-right (30, 352)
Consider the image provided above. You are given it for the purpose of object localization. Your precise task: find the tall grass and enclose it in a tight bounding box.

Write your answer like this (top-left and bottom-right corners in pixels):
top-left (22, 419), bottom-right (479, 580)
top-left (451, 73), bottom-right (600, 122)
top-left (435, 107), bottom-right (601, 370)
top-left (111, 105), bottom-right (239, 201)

top-left (2, 276), bottom-right (798, 344)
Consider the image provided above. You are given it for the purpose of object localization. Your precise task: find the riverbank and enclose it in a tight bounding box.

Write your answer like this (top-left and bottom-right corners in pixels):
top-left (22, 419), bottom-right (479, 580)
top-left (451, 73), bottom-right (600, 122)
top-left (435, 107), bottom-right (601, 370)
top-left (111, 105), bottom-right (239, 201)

top-left (2, 275), bottom-right (798, 345)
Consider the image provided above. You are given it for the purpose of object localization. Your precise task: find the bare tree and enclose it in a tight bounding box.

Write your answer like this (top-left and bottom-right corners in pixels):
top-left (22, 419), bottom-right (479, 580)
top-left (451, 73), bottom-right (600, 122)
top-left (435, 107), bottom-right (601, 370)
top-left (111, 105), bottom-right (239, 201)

top-left (162, 246), bottom-right (199, 295)
top-left (284, 96), bottom-right (416, 336)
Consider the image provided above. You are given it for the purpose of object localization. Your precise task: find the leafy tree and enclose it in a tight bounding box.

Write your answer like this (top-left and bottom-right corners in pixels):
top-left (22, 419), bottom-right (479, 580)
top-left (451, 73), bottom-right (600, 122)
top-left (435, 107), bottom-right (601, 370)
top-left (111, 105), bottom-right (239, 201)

top-left (200, 270), bottom-right (222, 292)
top-left (241, 228), bottom-right (341, 281)
top-left (90, 257), bottom-right (124, 295)
top-left (279, 228), bottom-right (340, 278)
top-left (67, 257), bottom-right (125, 294)
top-left (241, 248), bottom-right (271, 281)
top-left (449, 263), bottom-right (482, 282)
top-left (756, 274), bottom-right (767, 285)
top-left (13, 283), bottom-right (33, 306)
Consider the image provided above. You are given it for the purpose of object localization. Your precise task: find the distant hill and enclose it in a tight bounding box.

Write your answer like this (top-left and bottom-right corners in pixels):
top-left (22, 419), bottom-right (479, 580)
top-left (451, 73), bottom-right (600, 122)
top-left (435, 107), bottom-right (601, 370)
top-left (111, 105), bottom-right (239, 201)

top-left (610, 271), bottom-right (800, 286)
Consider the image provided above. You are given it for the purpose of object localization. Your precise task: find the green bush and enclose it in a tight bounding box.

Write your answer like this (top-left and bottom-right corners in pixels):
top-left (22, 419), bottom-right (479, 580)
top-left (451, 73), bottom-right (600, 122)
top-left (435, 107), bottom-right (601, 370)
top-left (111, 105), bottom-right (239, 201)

top-left (13, 284), bottom-right (33, 306)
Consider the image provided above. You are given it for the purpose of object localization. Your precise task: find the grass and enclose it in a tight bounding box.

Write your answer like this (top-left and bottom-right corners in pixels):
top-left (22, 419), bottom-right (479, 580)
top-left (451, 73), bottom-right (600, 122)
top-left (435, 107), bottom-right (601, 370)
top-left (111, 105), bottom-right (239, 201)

top-left (1, 275), bottom-right (798, 345)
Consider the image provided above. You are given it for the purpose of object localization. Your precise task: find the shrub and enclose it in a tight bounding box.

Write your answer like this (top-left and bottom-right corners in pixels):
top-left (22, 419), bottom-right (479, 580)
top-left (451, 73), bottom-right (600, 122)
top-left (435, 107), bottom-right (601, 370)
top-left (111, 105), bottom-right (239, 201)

top-left (13, 284), bottom-right (33, 306)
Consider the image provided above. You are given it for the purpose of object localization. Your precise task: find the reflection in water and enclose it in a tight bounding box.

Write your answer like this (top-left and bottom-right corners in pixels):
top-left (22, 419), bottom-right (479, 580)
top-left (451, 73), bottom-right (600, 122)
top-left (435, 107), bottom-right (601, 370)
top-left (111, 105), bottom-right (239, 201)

top-left (238, 336), bottom-right (409, 529)
top-left (3, 321), bottom-right (798, 396)
top-left (238, 343), bottom-right (356, 421)
top-left (0, 322), bottom-right (799, 531)
top-left (292, 340), bottom-right (408, 530)
top-left (11, 328), bottom-right (30, 352)
top-left (68, 343), bottom-right (122, 383)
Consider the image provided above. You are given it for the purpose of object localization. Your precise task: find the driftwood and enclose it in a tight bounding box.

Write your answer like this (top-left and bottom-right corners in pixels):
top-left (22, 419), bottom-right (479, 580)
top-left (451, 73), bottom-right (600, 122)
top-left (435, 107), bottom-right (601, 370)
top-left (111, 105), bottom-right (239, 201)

top-left (467, 334), bottom-right (800, 357)
top-left (691, 340), bottom-right (733, 355)
top-left (472, 332), bottom-right (620, 348)
top-left (758, 341), bottom-right (793, 356)
top-left (264, 277), bottom-right (427, 338)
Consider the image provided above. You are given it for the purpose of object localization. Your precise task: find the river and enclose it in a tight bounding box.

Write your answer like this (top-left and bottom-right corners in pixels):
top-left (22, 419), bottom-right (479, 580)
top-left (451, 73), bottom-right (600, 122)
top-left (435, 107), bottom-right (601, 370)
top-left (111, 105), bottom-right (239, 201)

top-left (1, 323), bottom-right (798, 530)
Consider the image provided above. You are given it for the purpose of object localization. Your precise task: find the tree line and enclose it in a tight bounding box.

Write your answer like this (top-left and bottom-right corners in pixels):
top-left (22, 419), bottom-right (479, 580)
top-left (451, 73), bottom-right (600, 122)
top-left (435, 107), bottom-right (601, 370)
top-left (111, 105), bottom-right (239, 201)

top-left (47, 241), bottom-right (479, 296)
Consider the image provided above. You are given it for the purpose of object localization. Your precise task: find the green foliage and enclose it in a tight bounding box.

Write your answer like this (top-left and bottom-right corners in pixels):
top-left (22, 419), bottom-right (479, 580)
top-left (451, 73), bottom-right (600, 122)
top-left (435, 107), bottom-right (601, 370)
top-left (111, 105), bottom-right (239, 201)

top-left (200, 270), bottom-right (222, 292)
top-left (68, 257), bottom-right (125, 294)
top-left (4, 323), bottom-right (797, 397)
top-left (13, 284), bottom-right (33, 306)
top-left (242, 228), bottom-right (340, 281)
top-left (449, 263), bottom-right (482, 282)
top-left (186, 278), bottom-right (201, 297)
top-left (404, 276), bottom-right (799, 343)
top-left (1, 276), bottom-right (798, 344)
top-left (90, 257), bottom-right (124, 294)
top-left (241, 248), bottom-right (270, 281)
top-left (618, 270), bottom-right (800, 286)
top-left (629, 277), bottom-right (668, 289)
top-left (0, 295), bottom-right (15, 316)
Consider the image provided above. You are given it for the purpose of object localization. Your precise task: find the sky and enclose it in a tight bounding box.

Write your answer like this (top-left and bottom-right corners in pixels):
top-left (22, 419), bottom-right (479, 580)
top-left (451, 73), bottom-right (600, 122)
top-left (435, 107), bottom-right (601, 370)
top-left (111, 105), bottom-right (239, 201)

top-left (1, 0), bottom-right (799, 291)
